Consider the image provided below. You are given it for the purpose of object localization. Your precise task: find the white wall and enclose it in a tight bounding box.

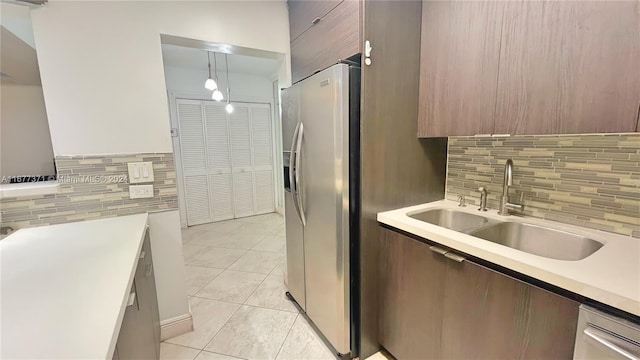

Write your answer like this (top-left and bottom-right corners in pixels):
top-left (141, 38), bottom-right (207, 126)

top-left (31, 0), bottom-right (291, 156)
top-left (1, 3), bottom-right (36, 48)
top-left (29, 0), bottom-right (291, 326)
top-left (148, 210), bottom-right (189, 321)
top-left (0, 84), bottom-right (55, 177)
top-left (164, 65), bottom-right (275, 103)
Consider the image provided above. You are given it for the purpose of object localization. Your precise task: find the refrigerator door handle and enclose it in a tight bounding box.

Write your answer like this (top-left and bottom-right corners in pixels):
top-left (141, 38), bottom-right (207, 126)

top-left (289, 122), bottom-right (304, 225)
top-left (294, 122), bottom-right (306, 226)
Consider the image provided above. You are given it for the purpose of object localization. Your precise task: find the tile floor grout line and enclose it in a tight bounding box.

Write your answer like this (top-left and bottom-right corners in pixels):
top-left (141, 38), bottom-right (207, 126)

top-left (226, 250), bottom-right (266, 270)
top-left (190, 268), bottom-right (225, 297)
top-left (241, 268), bottom-right (270, 306)
top-left (185, 247), bottom-right (250, 269)
top-left (193, 349), bottom-right (202, 360)
top-left (184, 296), bottom-right (298, 314)
top-left (200, 303), bottom-right (245, 355)
top-left (186, 244), bottom-right (265, 251)
top-left (183, 263), bottom-right (229, 271)
top-left (198, 349), bottom-right (249, 360)
top-left (214, 266), bottom-right (276, 277)
top-left (190, 271), bottom-right (266, 302)
top-left (185, 226), bottom-right (283, 238)
top-left (273, 313), bottom-right (300, 360)
top-left (188, 291), bottom-right (258, 306)
top-left (163, 340), bottom-right (208, 352)
top-left (225, 252), bottom-right (284, 275)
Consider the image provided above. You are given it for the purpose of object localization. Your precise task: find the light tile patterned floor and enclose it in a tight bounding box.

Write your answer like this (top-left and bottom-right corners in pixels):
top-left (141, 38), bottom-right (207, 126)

top-left (161, 213), bottom-right (335, 360)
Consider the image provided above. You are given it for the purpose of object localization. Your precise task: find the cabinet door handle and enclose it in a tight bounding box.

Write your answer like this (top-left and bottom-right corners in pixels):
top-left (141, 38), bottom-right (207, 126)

top-left (444, 252), bottom-right (466, 263)
top-left (429, 245), bottom-right (449, 255)
top-left (311, 17), bottom-right (321, 25)
top-left (139, 250), bottom-right (145, 260)
top-left (127, 292), bottom-right (136, 307)
top-left (430, 245), bottom-right (466, 262)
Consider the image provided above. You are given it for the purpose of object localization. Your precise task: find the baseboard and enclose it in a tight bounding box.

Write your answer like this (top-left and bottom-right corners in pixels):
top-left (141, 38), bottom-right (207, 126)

top-left (160, 313), bottom-right (193, 341)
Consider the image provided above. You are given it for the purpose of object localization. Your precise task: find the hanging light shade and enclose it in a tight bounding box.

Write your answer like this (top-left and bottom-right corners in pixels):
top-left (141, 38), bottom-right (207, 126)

top-left (225, 89), bottom-right (234, 113)
top-left (225, 53), bottom-right (233, 113)
top-left (212, 89), bottom-right (224, 101)
top-left (205, 78), bottom-right (217, 91)
top-left (204, 52), bottom-right (217, 90)
top-left (211, 52), bottom-right (224, 101)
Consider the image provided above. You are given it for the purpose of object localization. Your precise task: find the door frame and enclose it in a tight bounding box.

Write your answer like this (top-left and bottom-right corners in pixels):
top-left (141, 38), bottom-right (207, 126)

top-left (168, 91), bottom-right (280, 228)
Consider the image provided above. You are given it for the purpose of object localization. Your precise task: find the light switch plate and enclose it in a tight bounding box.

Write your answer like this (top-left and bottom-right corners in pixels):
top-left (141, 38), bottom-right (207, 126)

top-left (129, 184), bottom-right (153, 199)
top-left (127, 162), bottom-right (154, 184)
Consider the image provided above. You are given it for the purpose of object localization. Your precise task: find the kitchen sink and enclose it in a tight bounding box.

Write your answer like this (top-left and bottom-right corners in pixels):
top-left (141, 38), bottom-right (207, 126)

top-left (409, 208), bottom-right (489, 232)
top-left (469, 222), bottom-right (604, 261)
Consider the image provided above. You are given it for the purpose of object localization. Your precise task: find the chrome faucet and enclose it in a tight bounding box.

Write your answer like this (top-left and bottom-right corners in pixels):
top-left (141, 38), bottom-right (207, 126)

top-left (498, 159), bottom-right (523, 216)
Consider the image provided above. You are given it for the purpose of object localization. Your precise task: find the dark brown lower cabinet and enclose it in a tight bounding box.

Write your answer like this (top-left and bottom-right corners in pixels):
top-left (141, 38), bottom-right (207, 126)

top-left (379, 228), bottom-right (580, 359)
top-left (378, 227), bottom-right (447, 359)
top-left (115, 230), bottom-right (161, 360)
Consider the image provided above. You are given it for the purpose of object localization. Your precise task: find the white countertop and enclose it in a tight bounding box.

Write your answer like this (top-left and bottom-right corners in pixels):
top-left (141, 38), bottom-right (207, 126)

top-left (378, 200), bottom-right (640, 317)
top-left (1, 214), bottom-right (149, 359)
top-left (0, 180), bottom-right (59, 199)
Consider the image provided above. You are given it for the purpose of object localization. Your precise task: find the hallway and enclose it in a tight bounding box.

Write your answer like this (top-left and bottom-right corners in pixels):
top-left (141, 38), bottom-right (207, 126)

top-left (160, 213), bottom-right (334, 360)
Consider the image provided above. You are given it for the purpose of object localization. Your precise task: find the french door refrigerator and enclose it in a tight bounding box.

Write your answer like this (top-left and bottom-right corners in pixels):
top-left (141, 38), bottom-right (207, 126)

top-left (282, 63), bottom-right (360, 359)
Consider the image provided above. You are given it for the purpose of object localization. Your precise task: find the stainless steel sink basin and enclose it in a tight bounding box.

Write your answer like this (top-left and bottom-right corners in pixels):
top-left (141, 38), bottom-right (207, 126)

top-left (469, 222), bottom-right (604, 261)
top-left (409, 209), bottom-right (489, 232)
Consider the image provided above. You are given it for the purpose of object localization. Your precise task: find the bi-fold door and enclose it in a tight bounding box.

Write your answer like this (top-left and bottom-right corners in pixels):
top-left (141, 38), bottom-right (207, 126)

top-left (177, 99), bottom-right (275, 226)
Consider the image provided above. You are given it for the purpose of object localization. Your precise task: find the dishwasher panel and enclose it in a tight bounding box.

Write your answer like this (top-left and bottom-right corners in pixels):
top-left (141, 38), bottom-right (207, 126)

top-left (574, 305), bottom-right (640, 360)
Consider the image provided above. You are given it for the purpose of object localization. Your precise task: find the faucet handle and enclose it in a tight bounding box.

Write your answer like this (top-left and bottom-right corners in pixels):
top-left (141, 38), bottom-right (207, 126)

top-left (477, 187), bottom-right (488, 211)
top-left (457, 195), bottom-right (466, 207)
top-left (505, 191), bottom-right (525, 213)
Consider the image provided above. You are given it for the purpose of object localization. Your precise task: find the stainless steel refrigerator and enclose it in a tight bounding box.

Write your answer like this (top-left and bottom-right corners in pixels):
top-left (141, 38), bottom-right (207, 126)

top-left (282, 63), bottom-right (360, 359)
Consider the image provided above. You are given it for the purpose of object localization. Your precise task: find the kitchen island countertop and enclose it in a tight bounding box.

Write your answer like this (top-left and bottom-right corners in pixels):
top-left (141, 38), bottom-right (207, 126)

top-left (1, 214), bottom-right (149, 359)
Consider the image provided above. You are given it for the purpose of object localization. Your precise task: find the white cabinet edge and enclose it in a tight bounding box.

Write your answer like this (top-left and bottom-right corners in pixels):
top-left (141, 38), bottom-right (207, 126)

top-left (0, 181), bottom-right (60, 199)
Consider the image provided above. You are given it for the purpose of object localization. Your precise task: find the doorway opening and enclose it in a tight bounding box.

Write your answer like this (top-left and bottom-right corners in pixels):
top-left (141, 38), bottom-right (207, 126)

top-left (158, 35), bottom-right (334, 359)
top-left (160, 36), bottom-right (286, 228)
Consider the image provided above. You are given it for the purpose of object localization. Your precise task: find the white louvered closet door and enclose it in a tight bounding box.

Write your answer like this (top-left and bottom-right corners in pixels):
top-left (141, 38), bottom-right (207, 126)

top-left (177, 99), bottom-right (212, 226)
top-left (229, 104), bottom-right (255, 218)
top-left (250, 104), bottom-right (275, 214)
top-left (204, 101), bottom-right (234, 221)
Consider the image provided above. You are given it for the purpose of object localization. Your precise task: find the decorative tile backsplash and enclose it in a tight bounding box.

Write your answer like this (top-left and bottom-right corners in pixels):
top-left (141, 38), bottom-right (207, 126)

top-left (0, 153), bottom-right (178, 230)
top-left (446, 134), bottom-right (640, 237)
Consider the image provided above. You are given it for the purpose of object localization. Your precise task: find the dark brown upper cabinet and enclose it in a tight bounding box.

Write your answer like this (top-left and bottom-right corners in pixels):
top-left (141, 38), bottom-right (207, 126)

top-left (288, 0), bottom-right (343, 42)
top-left (494, 1), bottom-right (640, 135)
top-left (418, 0), bottom-right (640, 137)
top-left (289, 0), bottom-right (362, 83)
top-left (418, 1), bottom-right (505, 137)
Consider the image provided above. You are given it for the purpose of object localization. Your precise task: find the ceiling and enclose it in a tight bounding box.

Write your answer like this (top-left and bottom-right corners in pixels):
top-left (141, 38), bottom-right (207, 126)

top-left (161, 44), bottom-right (281, 77)
top-left (1, 3), bottom-right (41, 86)
top-left (1, 26), bottom-right (40, 86)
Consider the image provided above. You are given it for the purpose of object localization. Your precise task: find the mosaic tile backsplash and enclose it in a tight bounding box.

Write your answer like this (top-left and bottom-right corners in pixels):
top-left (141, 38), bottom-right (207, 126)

top-left (446, 134), bottom-right (640, 237)
top-left (0, 153), bottom-right (178, 230)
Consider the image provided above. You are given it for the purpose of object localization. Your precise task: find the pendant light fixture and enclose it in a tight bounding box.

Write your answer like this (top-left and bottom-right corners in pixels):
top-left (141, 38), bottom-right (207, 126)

top-left (204, 51), bottom-right (217, 91)
top-left (211, 52), bottom-right (224, 101)
top-left (225, 53), bottom-right (234, 114)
